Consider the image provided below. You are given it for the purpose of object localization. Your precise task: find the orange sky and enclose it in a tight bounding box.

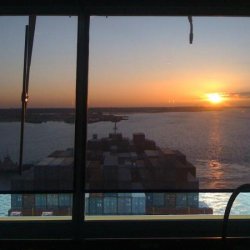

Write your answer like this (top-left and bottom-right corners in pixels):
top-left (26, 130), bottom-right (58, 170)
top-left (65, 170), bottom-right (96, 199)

top-left (1, 16), bottom-right (250, 108)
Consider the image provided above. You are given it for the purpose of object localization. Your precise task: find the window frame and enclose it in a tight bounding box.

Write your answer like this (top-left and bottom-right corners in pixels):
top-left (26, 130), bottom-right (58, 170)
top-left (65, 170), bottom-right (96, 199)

top-left (1, 0), bottom-right (250, 240)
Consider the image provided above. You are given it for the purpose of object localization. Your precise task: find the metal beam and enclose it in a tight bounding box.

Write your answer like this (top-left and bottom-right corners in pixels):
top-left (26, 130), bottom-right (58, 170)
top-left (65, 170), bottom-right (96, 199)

top-left (72, 14), bottom-right (90, 240)
top-left (19, 16), bottom-right (36, 175)
top-left (19, 25), bottom-right (29, 175)
top-left (2, 0), bottom-right (250, 16)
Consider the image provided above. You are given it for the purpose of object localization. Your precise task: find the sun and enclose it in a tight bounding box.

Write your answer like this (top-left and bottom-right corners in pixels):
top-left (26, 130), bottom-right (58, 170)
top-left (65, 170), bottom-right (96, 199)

top-left (207, 93), bottom-right (223, 104)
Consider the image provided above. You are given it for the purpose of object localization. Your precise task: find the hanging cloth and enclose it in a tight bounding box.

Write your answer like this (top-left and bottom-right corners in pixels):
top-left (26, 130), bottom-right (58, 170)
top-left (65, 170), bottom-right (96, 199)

top-left (188, 16), bottom-right (193, 44)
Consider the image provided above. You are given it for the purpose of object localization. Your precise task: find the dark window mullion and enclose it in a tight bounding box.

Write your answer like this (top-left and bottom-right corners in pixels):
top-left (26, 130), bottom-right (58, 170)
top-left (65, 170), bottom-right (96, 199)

top-left (72, 14), bottom-right (90, 240)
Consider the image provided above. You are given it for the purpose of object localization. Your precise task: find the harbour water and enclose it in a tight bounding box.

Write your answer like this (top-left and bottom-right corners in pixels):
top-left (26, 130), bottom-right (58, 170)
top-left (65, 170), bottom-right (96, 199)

top-left (1, 109), bottom-right (250, 216)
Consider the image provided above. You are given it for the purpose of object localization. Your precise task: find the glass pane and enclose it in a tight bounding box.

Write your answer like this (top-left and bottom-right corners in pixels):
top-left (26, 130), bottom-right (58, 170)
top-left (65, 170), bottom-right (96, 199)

top-left (0, 16), bottom-right (77, 193)
top-left (0, 16), bottom-right (24, 190)
top-left (87, 16), bottom-right (250, 217)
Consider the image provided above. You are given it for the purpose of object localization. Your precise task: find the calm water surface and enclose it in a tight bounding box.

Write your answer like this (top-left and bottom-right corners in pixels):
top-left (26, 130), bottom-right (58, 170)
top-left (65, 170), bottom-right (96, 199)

top-left (1, 109), bottom-right (250, 215)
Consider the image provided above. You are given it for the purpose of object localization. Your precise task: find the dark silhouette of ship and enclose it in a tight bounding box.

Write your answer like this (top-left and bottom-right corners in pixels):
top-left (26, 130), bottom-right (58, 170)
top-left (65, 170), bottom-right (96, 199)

top-left (9, 132), bottom-right (212, 216)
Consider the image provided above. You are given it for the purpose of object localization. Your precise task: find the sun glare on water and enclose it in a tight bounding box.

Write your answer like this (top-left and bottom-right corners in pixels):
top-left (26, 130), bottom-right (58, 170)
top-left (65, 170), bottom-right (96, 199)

top-left (207, 93), bottom-right (223, 104)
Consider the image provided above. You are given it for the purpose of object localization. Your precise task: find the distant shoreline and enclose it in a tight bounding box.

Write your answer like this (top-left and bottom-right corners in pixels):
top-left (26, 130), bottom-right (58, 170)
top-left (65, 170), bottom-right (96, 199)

top-left (0, 106), bottom-right (249, 123)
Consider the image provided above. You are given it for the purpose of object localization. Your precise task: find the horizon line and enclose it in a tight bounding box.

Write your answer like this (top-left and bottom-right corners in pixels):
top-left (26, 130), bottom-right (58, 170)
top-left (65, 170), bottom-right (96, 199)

top-left (1, 105), bottom-right (250, 110)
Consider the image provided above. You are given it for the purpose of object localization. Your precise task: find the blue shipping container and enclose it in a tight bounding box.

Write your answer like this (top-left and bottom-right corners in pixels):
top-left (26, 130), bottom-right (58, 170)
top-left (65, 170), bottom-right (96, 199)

top-left (152, 193), bottom-right (165, 207)
top-left (176, 193), bottom-right (187, 208)
top-left (58, 194), bottom-right (72, 207)
top-left (118, 193), bottom-right (132, 197)
top-left (11, 194), bottom-right (22, 209)
top-left (104, 197), bottom-right (117, 215)
top-left (165, 193), bottom-right (176, 208)
top-left (132, 193), bottom-right (145, 215)
top-left (89, 197), bottom-right (103, 215)
top-left (35, 194), bottom-right (47, 208)
top-left (146, 193), bottom-right (153, 208)
top-left (118, 197), bottom-right (132, 215)
top-left (47, 194), bottom-right (59, 208)
top-left (187, 193), bottom-right (199, 208)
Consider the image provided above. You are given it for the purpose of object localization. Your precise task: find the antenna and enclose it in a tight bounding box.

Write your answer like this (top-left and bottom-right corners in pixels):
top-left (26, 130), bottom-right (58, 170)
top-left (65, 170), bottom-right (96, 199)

top-left (113, 117), bottom-right (119, 135)
top-left (113, 120), bottom-right (118, 134)
top-left (19, 15), bottom-right (36, 175)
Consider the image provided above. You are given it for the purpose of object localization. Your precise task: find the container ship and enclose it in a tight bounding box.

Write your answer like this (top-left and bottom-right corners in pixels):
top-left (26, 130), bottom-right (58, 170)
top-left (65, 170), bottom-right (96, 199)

top-left (9, 132), bottom-right (212, 216)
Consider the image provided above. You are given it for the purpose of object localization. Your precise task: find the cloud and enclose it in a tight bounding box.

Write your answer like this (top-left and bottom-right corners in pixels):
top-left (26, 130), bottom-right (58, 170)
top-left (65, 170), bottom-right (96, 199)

top-left (226, 92), bottom-right (250, 99)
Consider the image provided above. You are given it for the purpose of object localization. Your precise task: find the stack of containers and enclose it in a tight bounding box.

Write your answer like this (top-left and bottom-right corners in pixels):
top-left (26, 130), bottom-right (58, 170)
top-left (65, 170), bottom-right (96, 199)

top-left (187, 193), bottom-right (199, 208)
top-left (104, 193), bottom-right (117, 215)
top-left (85, 193), bottom-right (89, 215)
top-left (88, 193), bottom-right (103, 215)
top-left (165, 193), bottom-right (176, 209)
top-left (118, 193), bottom-right (132, 215)
top-left (47, 194), bottom-right (59, 209)
top-left (22, 194), bottom-right (35, 209)
top-left (11, 194), bottom-right (22, 209)
top-left (176, 193), bottom-right (188, 208)
top-left (146, 193), bottom-right (153, 213)
top-left (35, 194), bottom-right (47, 209)
top-left (132, 193), bottom-right (145, 215)
top-left (58, 194), bottom-right (72, 208)
top-left (152, 193), bottom-right (165, 207)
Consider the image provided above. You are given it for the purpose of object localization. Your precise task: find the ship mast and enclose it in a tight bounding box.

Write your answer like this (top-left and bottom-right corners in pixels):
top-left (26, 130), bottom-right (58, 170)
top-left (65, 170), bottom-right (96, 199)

top-left (19, 16), bottom-right (36, 175)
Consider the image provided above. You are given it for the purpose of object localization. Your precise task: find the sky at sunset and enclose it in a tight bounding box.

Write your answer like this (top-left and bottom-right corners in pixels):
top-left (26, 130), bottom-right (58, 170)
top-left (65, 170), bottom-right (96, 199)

top-left (1, 16), bottom-right (250, 108)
